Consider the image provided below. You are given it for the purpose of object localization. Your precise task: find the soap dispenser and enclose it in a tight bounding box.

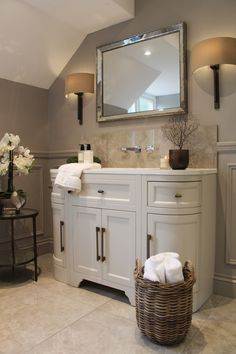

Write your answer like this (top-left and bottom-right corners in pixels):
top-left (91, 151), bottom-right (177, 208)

top-left (78, 144), bottom-right (85, 163)
top-left (83, 144), bottom-right (94, 164)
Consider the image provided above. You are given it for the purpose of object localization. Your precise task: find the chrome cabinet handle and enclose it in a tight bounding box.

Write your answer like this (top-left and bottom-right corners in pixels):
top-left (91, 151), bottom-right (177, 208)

top-left (97, 190), bottom-right (104, 194)
top-left (60, 221), bottom-right (65, 252)
top-left (175, 193), bottom-right (182, 198)
top-left (101, 227), bottom-right (106, 262)
top-left (96, 227), bottom-right (101, 261)
top-left (147, 234), bottom-right (152, 259)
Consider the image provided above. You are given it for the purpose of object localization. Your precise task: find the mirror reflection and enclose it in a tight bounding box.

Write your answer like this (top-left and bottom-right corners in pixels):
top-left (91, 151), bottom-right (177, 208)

top-left (96, 23), bottom-right (187, 122)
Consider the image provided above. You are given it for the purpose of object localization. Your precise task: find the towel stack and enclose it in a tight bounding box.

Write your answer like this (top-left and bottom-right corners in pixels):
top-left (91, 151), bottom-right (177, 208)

top-left (143, 252), bottom-right (184, 284)
top-left (55, 163), bottom-right (101, 192)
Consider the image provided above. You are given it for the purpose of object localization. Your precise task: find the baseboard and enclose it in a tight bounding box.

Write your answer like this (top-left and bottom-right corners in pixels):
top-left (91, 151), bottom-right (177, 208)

top-left (214, 273), bottom-right (236, 298)
top-left (37, 239), bottom-right (53, 256)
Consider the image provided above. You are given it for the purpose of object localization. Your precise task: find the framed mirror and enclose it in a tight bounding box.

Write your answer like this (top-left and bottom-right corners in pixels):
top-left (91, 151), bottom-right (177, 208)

top-left (96, 23), bottom-right (187, 122)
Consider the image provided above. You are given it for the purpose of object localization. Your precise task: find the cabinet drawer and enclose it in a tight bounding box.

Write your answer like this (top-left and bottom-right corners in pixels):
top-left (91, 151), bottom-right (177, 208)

top-left (148, 181), bottom-right (201, 209)
top-left (74, 174), bottom-right (136, 210)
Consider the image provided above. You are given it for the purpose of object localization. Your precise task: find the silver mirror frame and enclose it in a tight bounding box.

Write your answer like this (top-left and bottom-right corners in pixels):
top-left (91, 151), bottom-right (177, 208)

top-left (96, 22), bottom-right (187, 122)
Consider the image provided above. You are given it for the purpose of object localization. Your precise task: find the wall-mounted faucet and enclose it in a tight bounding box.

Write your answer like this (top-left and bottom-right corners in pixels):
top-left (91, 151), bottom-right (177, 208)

top-left (121, 145), bottom-right (142, 153)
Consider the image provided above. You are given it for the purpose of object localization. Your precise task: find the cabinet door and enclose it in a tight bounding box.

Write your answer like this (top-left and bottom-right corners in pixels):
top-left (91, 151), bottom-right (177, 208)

top-left (52, 203), bottom-right (66, 268)
top-left (102, 209), bottom-right (136, 287)
top-left (72, 206), bottom-right (102, 279)
top-left (147, 213), bottom-right (199, 286)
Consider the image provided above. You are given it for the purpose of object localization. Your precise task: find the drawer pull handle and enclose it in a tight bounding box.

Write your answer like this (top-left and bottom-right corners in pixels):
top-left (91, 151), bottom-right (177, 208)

top-left (175, 193), bottom-right (182, 198)
top-left (97, 190), bottom-right (104, 194)
top-left (60, 221), bottom-right (65, 252)
top-left (147, 234), bottom-right (152, 259)
top-left (96, 227), bottom-right (101, 261)
top-left (101, 227), bottom-right (106, 262)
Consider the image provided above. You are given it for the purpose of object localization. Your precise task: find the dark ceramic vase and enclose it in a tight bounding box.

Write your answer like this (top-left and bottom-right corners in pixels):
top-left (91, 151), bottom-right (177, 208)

top-left (169, 149), bottom-right (189, 170)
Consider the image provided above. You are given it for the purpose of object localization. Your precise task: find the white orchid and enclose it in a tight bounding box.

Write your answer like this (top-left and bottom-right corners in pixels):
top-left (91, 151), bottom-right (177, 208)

top-left (0, 133), bottom-right (20, 151)
top-left (0, 133), bottom-right (34, 176)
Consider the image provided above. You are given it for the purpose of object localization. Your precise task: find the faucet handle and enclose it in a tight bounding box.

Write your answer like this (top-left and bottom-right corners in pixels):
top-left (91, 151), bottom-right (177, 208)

top-left (145, 144), bottom-right (155, 153)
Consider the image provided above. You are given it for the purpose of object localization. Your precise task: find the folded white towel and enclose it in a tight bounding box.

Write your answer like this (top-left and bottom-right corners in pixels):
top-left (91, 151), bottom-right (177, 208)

top-left (164, 257), bottom-right (184, 284)
top-left (55, 163), bottom-right (101, 192)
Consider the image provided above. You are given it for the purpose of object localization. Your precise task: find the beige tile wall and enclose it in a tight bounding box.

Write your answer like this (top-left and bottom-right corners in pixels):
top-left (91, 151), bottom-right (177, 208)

top-left (79, 125), bottom-right (217, 168)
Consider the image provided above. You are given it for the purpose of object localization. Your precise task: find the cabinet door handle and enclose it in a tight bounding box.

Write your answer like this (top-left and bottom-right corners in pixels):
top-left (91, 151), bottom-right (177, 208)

top-left (147, 234), bottom-right (152, 259)
top-left (97, 190), bottom-right (104, 194)
top-left (96, 227), bottom-right (101, 261)
top-left (60, 221), bottom-right (65, 252)
top-left (175, 193), bottom-right (182, 198)
top-left (101, 227), bottom-right (106, 262)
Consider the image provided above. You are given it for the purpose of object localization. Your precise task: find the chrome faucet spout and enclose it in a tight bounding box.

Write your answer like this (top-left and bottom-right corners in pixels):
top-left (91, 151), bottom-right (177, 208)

top-left (121, 145), bottom-right (142, 153)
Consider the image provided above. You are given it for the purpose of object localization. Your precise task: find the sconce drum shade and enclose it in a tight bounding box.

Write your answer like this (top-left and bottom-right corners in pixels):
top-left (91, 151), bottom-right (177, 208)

top-left (65, 73), bottom-right (94, 95)
top-left (191, 37), bottom-right (236, 72)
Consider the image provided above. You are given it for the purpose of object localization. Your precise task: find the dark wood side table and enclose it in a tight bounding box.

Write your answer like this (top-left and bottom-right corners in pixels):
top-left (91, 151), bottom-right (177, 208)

top-left (0, 208), bottom-right (39, 281)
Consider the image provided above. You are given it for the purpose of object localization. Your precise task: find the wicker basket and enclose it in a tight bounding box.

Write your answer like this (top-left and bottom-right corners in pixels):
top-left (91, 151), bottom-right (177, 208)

top-left (134, 259), bottom-right (195, 345)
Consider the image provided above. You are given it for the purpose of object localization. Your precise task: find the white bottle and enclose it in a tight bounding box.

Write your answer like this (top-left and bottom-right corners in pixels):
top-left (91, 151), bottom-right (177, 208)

top-left (78, 144), bottom-right (84, 163)
top-left (83, 144), bottom-right (94, 164)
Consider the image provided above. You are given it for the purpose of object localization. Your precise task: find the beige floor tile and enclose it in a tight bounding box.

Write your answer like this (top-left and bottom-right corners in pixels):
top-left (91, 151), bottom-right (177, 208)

top-left (1, 254), bottom-right (236, 354)
top-left (27, 308), bottom-right (166, 354)
top-left (99, 297), bottom-right (136, 322)
top-left (183, 318), bottom-right (236, 354)
top-left (0, 291), bottom-right (95, 350)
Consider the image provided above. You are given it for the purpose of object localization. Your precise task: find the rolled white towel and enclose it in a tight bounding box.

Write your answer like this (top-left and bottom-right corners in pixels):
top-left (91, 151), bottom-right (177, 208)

top-left (155, 262), bottom-right (166, 283)
top-left (149, 252), bottom-right (179, 268)
top-left (143, 252), bottom-right (182, 283)
top-left (149, 253), bottom-right (166, 267)
top-left (143, 258), bottom-right (159, 282)
top-left (162, 252), bottom-right (180, 260)
top-left (164, 257), bottom-right (184, 284)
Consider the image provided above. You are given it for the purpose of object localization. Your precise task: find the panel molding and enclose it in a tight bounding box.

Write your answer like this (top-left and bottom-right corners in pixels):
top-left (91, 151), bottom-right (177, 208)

top-left (216, 141), bottom-right (236, 152)
top-left (32, 150), bottom-right (77, 159)
top-left (226, 163), bottom-right (236, 265)
top-left (214, 272), bottom-right (236, 284)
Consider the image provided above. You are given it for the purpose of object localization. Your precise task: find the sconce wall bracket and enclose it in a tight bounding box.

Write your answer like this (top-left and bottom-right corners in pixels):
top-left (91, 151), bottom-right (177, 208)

top-left (75, 92), bottom-right (84, 125)
top-left (210, 64), bottom-right (220, 109)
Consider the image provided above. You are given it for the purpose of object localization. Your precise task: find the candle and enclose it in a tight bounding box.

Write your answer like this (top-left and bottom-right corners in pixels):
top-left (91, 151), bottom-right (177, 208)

top-left (160, 155), bottom-right (169, 169)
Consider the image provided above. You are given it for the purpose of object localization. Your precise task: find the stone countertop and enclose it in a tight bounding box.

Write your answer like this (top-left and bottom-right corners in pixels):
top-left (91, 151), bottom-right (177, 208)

top-left (50, 167), bottom-right (217, 176)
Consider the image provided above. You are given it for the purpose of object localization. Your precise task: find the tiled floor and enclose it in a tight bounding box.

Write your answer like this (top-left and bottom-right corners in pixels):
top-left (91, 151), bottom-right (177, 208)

top-left (0, 254), bottom-right (236, 354)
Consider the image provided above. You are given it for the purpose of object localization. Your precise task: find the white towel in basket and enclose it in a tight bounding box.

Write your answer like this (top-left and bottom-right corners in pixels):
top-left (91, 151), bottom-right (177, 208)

top-left (143, 252), bottom-right (184, 284)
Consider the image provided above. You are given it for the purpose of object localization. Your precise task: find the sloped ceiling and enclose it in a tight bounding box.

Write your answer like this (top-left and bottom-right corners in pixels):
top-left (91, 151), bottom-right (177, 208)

top-left (0, 0), bottom-right (134, 89)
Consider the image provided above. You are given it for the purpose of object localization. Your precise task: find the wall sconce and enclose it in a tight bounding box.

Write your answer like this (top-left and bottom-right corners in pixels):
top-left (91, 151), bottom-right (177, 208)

top-left (65, 73), bottom-right (94, 125)
top-left (192, 37), bottom-right (236, 109)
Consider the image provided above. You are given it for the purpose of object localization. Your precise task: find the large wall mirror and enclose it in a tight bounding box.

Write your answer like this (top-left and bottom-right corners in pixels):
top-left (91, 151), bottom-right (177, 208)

top-left (96, 23), bottom-right (187, 122)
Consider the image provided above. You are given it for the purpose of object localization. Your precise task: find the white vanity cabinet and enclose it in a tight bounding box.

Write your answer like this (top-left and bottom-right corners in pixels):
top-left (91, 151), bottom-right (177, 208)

top-left (50, 168), bottom-right (216, 311)
top-left (50, 171), bottom-right (67, 282)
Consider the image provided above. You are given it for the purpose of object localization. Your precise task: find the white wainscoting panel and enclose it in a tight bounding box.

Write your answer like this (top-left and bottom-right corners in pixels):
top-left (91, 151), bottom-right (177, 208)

top-left (226, 163), bottom-right (236, 265)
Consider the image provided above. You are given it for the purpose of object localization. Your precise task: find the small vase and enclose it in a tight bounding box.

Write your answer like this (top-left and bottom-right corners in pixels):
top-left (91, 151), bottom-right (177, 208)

top-left (169, 149), bottom-right (189, 170)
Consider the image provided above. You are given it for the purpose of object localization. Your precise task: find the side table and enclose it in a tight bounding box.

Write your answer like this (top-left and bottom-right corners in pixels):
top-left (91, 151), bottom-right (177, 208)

top-left (0, 208), bottom-right (39, 281)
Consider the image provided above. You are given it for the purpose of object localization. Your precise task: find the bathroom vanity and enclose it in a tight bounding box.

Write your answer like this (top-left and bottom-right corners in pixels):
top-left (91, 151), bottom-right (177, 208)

top-left (50, 168), bottom-right (216, 312)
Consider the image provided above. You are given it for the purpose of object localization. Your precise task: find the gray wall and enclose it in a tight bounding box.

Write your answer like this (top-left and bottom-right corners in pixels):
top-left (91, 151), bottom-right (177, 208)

top-left (0, 78), bottom-right (51, 254)
top-left (0, 78), bottom-right (48, 149)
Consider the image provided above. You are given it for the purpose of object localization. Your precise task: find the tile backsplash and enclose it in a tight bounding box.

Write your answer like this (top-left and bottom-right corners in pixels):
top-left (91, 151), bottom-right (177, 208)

top-left (79, 125), bottom-right (217, 168)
